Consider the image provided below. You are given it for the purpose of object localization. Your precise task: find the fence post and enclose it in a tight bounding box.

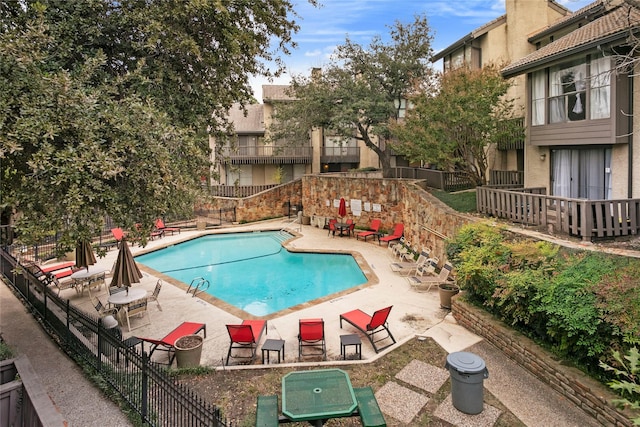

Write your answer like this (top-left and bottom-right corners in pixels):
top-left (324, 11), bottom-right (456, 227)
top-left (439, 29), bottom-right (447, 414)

top-left (65, 300), bottom-right (71, 346)
top-left (142, 350), bottom-right (149, 421)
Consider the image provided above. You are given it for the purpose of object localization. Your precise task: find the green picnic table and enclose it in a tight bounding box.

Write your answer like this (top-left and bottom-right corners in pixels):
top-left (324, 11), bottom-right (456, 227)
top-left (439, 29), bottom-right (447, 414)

top-left (281, 368), bottom-right (357, 426)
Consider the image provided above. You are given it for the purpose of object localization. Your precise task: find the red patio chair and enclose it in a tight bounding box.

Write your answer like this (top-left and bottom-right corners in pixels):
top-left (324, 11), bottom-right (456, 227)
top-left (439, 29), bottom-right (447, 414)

top-left (298, 318), bottom-right (326, 359)
top-left (225, 319), bottom-right (267, 365)
top-left (346, 219), bottom-right (355, 237)
top-left (155, 218), bottom-right (181, 235)
top-left (379, 223), bottom-right (404, 246)
top-left (328, 219), bottom-right (337, 237)
top-left (356, 219), bottom-right (382, 242)
top-left (339, 306), bottom-right (396, 353)
top-left (137, 322), bottom-right (207, 365)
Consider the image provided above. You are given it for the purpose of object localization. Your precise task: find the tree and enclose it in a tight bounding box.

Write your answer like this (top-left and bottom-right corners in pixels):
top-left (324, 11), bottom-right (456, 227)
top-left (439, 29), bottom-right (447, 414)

top-left (0, 0), bottom-right (306, 249)
top-left (393, 65), bottom-right (523, 186)
top-left (267, 14), bottom-right (436, 178)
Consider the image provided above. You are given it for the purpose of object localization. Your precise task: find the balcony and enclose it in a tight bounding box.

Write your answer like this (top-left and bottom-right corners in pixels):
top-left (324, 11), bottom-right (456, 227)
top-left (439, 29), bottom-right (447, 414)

top-left (476, 186), bottom-right (640, 241)
top-left (320, 146), bottom-right (360, 164)
top-left (220, 145), bottom-right (312, 164)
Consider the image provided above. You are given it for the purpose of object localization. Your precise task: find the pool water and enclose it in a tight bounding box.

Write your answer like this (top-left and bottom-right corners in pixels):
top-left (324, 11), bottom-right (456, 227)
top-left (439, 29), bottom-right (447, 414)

top-left (135, 232), bottom-right (367, 316)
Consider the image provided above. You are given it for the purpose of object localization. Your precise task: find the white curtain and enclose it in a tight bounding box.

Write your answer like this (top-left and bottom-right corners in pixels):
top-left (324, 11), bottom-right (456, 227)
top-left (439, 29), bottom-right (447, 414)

top-left (590, 56), bottom-right (611, 119)
top-left (549, 67), bottom-right (566, 123)
top-left (531, 71), bottom-right (545, 126)
top-left (580, 150), bottom-right (605, 199)
top-left (552, 150), bottom-right (572, 197)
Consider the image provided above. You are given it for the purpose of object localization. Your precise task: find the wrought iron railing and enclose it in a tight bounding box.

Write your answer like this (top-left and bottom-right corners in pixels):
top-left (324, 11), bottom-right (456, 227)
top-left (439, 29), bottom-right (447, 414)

top-left (0, 250), bottom-right (228, 427)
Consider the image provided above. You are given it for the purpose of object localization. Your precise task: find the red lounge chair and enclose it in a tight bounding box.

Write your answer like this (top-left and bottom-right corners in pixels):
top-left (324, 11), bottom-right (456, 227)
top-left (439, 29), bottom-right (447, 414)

top-left (225, 319), bottom-right (267, 365)
top-left (155, 218), bottom-right (181, 235)
top-left (40, 261), bottom-right (76, 273)
top-left (339, 306), bottom-right (396, 353)
top-left (298, 318), bottom-right (326, 359)
top-left (379, 223), bottom-right (404, 246)
top-left (356, 219), bottom-right (382, 242)
top-left (111, 227), bottom-right (126, 242)
top-left (138, 322), bottom-right (207, 365)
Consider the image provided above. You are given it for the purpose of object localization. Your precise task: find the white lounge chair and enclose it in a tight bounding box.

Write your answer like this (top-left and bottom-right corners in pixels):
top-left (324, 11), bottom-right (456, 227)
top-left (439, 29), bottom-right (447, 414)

top-left (407, 261), bottom-right (453, 292)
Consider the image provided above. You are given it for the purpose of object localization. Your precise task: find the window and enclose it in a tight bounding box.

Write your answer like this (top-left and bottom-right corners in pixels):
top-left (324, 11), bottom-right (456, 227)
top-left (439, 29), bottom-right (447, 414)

top-left (531, 56), bottom-right (611, 126)
top-left (549, 60), bottom-right (586, 123)
top-left (590, 56), bottom-right (611, 119)
top-left (551, 148), bottom-right (612, 199)
top-left (531, 70), bottom-right (545, 126)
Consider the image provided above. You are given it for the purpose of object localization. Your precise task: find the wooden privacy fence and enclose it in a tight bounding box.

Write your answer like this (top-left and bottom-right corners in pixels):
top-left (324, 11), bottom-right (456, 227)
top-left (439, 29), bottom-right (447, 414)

top-left (477, 186), bottom-right (640, 241)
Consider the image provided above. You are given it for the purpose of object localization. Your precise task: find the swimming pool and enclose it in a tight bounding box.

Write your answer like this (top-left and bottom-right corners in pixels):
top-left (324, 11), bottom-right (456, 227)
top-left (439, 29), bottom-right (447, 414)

top-left (135, 231), bottom-right (367, 316)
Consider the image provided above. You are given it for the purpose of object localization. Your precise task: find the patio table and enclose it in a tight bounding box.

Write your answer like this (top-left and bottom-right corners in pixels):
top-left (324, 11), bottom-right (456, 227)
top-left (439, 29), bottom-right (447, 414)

top-left (107, 287), bottom-right (147, 307)
top-left (335, 222), bottom-right (350, 237)
top-left (282, 368), bottom-right (357, 426)
top-left (70, 269), bottom-right (107, 294)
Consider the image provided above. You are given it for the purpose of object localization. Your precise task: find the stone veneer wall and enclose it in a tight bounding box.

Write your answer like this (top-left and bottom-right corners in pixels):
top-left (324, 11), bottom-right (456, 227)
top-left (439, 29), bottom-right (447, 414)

top-left (207, 175), bottom-right (475, 263)
top-left (300, 175), bottom-right (472, 262)
top-left (201, 180), bottom-right (303, 223)
top-left (452, 296), bottom-right (637, 427)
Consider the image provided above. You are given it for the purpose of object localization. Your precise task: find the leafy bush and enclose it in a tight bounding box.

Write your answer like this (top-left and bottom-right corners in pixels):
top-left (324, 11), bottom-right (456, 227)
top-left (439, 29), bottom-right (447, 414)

top-left (447, 222), bottom-right (640, 377)
top-left (599, 347), bottom-right (640, 425)
top-left (0, 341), bottom-right (14, 360)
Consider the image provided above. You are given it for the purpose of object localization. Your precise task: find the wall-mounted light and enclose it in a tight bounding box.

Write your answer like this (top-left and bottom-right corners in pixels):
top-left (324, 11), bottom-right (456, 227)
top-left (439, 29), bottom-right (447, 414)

top-left (540, 153), bottom-right (546, 161)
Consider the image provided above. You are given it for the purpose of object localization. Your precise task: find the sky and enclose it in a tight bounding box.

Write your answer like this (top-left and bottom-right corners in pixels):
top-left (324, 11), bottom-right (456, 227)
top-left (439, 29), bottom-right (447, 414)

top-left (249, 0), bottom-right (595, 102)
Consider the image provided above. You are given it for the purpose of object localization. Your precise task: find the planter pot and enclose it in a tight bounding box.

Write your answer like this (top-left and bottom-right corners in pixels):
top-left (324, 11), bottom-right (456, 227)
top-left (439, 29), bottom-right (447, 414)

top-left (175, 334), bottom-right (204, 368)
top-left (439, 281), bottom-right (460, 309)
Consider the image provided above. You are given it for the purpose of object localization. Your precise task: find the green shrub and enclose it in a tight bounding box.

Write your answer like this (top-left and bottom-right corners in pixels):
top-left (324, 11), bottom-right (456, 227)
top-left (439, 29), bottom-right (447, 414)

top-left (599, 347), bottom-right (640, 425)
top-left (446, 222), bottom-right (640, 379)
top-left (0, 341), bottom-right (14, 360)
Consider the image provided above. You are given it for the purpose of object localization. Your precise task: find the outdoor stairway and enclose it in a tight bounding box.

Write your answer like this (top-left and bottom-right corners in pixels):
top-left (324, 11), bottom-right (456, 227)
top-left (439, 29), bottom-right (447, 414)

top-left (272, 230), bottom-right (292, 244)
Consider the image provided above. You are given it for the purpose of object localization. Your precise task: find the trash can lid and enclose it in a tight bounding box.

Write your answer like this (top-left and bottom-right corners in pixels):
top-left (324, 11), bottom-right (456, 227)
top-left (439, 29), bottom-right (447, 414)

top-left (446, 351), bottom-right (486, 374)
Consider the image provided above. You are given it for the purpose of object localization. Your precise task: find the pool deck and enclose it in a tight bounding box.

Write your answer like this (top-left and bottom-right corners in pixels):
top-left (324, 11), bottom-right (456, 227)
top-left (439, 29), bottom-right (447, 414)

top-left (2, 217), bottom-right (608, 426)
top-left (68, 218), bottom-right (462, 366)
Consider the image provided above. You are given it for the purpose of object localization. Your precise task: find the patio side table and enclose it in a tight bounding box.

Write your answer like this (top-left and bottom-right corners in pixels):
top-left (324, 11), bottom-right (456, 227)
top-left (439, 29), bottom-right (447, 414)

top-left (340, 334), bottom-right (362, 360)
top-left (262, 339), bottom-right (285, 364)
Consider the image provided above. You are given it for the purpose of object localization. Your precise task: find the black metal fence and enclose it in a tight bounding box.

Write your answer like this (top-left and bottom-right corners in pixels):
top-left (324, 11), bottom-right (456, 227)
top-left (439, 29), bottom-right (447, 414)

top-left (0, 249), bottom-right (228, 427)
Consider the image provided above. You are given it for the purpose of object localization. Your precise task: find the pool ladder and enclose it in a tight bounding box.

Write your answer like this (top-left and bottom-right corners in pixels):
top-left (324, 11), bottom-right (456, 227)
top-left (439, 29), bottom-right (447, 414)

top-left (187, 277), bottom-right (210, 298)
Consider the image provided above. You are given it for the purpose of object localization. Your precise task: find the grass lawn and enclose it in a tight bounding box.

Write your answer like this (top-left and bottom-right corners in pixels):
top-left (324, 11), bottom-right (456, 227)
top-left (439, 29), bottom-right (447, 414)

top-left (430, 189), bottom-right (477, 213)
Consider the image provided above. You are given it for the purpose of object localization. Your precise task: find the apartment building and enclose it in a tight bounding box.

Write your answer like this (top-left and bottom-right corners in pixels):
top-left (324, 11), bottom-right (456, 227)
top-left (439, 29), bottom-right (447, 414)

top-left (502, 0), bottom-right (639, 200)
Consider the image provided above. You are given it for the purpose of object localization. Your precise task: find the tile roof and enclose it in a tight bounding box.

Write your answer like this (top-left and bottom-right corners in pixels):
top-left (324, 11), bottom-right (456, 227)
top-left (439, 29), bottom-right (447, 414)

top-left (502, 2), bottom-right (640, 77)
top-left (227, 104), bottom-right (264, 134)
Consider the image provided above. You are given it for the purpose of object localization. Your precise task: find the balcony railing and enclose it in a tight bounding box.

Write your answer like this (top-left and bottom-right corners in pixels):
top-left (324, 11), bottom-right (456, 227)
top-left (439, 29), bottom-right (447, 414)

top-left (220, 145), bottom-right (312, 164)
top-left (477, 186), bottom-right (640, 241)
top-left (489, 170), bottom-right (524, 187)
top-left (210, 184), bottom-right (279, 198)
top-left (390, 167), bottom-right (474, 192)
top-left (320, 147), bottom-right (360, 163)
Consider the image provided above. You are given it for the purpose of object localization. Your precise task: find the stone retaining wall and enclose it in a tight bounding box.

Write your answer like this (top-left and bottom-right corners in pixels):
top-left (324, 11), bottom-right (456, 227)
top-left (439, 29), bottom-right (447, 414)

top-left (452, 296), bottom-right (637, 427)
top-left (210, 175), bottom-right (474, 264)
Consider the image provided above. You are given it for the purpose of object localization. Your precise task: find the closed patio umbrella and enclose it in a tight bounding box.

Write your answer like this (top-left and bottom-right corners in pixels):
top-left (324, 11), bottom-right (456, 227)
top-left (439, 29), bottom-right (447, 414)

top-left (338, 197), bottom-right (347, 218)
top-left (75, 240), bottom-right (96, 271)
top-left (110, 239), bottom-right (142, 292)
